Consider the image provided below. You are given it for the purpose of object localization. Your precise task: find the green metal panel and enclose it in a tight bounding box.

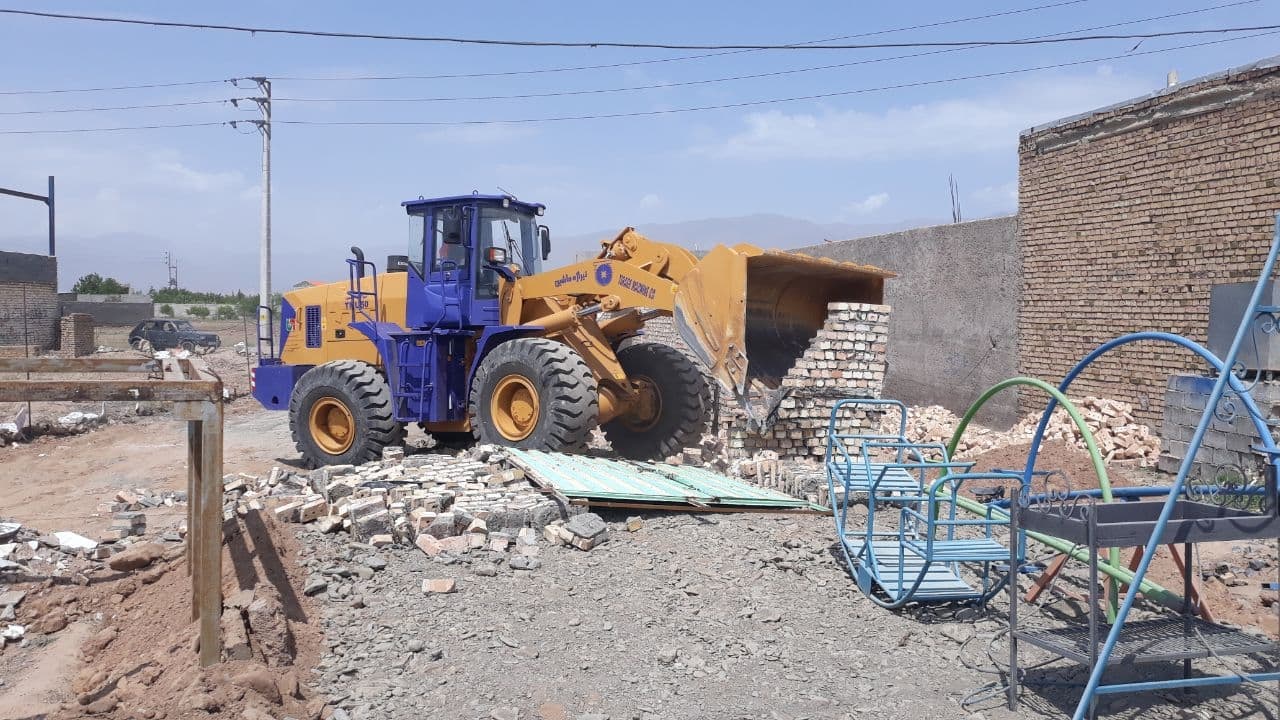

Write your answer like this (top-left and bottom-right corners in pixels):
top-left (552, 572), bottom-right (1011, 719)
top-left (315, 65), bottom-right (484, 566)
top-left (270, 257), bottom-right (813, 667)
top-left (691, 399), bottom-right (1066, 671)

top-left (508, 450), bottom-right (822, 510)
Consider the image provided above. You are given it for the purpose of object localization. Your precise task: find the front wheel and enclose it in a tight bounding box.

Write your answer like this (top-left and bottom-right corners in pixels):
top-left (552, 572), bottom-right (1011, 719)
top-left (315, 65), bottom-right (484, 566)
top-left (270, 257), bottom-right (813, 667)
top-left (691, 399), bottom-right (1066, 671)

top-left (468, 338), bottom-right (598, 452)
top-left (289, 360), bottom-right (405, 468)
top-left (603, 343), bottom-right (711, 460)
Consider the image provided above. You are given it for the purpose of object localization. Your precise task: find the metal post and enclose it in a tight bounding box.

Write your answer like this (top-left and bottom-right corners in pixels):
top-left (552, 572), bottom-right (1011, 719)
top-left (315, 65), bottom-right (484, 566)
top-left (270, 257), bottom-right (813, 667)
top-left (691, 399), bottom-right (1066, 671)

top-left (46, 176), bottom-right (54, 257)
top-left (1007, 486), bottom-right (1020, 711)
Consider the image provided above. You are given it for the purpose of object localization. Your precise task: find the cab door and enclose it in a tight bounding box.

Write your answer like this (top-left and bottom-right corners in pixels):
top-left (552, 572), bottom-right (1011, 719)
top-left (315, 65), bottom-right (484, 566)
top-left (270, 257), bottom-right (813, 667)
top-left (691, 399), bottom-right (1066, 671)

top-left (407, 205), bottom-right (469, 329)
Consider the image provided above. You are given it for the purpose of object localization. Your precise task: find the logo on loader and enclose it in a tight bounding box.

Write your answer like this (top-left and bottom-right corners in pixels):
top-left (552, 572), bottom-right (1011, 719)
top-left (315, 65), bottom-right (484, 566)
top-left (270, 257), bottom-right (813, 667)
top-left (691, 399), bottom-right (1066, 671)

top-left (595, 263), bottom-right (614, 286)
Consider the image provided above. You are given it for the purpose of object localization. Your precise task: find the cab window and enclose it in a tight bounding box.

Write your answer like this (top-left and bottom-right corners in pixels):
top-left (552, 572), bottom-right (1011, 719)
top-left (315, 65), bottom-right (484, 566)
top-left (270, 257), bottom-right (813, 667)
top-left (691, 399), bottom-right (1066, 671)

top-left (432, 206), bottom-right (467, 271)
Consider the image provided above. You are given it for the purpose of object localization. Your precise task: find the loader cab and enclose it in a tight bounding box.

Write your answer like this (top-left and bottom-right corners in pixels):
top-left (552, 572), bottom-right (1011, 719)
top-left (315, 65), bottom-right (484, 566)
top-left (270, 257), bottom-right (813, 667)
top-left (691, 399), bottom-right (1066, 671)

top-left (402, 194), bottom-right (547, 330)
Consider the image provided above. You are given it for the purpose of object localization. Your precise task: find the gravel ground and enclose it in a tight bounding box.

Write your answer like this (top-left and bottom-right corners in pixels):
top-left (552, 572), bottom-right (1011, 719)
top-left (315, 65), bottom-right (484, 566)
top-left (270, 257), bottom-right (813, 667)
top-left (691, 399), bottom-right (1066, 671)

top-left (296, 508), bottom-right (1280, 720)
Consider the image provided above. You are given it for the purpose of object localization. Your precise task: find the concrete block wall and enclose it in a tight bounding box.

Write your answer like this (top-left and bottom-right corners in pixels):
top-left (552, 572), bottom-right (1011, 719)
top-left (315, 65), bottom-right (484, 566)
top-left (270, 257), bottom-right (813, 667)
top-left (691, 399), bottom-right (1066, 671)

top-left (59, 313), bottom-right (95, 357)
top-left (0, 251), bottom-right (58, 352)
top-left (1159, 374), bottom-right (1280, 478)
top-left (1018, 56), bottom-right (1280, 425)
top-left (798, 216), bottom-right (1021, 427)
top-left (727, 303), bottom-right (889, 460)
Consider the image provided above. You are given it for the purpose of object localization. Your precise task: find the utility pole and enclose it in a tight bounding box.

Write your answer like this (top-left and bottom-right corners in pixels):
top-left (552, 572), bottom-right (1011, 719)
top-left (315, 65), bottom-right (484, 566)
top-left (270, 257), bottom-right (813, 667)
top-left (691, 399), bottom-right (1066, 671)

top-left (247, 78), bottom-right (272, 353)
top-left (163, 251), bottom-right (179, 289)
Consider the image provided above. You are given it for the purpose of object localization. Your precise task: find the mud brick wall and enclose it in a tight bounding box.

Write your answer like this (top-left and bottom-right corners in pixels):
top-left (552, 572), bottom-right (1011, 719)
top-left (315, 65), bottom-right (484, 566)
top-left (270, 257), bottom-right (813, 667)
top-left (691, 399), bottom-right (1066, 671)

top-left (0, 251), bottom-right (59, 352)
top-left (727, 303), bottom-right (889, 460)
top-left (1019, 56), bottom-right (1280, 424)
top-left (799, 216), bottom-right (1020, 427)
top-left (60, 313), bottom-right (95, 357)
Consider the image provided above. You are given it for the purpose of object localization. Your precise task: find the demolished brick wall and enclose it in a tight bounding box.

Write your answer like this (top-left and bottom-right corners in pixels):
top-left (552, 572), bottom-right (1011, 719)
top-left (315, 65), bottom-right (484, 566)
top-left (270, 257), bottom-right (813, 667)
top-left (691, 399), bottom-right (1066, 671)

top-left (1018, 57), bottom-right (1280, 424)
top-left (726, 302), bottom-right (889, 460)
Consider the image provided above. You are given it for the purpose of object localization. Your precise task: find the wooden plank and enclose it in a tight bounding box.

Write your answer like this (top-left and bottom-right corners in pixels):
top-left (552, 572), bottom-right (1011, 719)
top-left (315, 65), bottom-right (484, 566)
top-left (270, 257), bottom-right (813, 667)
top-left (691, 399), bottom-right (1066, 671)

top-left (0, 357), bottom-right (159, 373)
top-left (1025, 553), bottom-right (1070, 603)
top-left (197, 402), bottom-right (223, 667)
top-left (0, 380), bottom-right (220, 403)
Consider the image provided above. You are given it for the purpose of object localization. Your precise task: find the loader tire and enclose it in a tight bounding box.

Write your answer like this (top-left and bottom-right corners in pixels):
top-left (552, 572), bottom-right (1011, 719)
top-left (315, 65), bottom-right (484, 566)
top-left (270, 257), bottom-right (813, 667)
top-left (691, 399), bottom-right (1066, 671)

top-left (290, 360), bottom-right (405, 468)
top-left (603, 343), bottom-right (711, 460)
top-left (469, 338), bottom-right (598, 452)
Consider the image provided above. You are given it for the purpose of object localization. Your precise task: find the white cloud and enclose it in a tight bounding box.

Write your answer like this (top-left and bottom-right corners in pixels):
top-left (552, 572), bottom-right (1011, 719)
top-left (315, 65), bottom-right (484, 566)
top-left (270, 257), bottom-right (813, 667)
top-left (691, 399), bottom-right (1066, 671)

top-left (639, 193), bottom-right (662, 209)
top-left (844, 192), bottom-right (889, 216)
top-left (695, 68), bottom-right (1152, 161)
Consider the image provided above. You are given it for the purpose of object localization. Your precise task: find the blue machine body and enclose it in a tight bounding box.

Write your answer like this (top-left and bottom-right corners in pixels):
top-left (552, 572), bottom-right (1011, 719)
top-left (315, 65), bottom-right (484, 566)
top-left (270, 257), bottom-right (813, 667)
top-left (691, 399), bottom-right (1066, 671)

top-left (251, 194), bottom-right (549, 425)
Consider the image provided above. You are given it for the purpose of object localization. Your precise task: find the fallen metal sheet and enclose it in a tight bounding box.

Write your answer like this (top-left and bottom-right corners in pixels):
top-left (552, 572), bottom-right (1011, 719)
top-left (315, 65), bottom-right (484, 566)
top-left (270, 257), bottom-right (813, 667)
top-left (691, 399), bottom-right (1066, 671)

top-left (508, 449), bottom-right (824, 511)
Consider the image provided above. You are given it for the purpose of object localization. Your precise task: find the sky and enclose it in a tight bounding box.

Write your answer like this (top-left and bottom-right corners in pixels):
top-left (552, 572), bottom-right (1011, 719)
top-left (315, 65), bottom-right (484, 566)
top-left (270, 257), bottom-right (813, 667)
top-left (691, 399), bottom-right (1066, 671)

top-left (0, 1), bottom-right (1277, 291)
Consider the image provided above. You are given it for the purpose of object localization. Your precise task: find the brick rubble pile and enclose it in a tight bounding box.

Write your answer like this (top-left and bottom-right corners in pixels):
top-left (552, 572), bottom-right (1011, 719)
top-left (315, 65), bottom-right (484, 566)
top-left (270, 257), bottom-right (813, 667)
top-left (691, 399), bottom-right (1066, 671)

top-left (727, 302), bottom-right (889, 460)
top-left (224, 446), bottom-right (619, 562)
top-left (877, 396), bottom-right (1161, 465)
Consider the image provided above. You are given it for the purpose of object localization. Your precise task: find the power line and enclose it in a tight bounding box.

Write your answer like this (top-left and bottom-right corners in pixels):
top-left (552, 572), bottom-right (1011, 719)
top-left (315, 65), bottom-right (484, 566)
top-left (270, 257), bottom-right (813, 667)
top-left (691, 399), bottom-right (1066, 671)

top-left (267, 30), bottom-right (1280, 127)
top-left (272, 0), bottom-right (1091, 81)
top-left (0, 7), bottom-right (1274, 50)
top-left (2, 28), bottom-right (1272, 135)
top-left (0, 99), bottom-right (239, 116)
top-left (0, 79), bottom-right (235, 96)
top-left (0, 121), bottom-right (226, 135)
top-left (273, 1), bottom-right (1260, 105)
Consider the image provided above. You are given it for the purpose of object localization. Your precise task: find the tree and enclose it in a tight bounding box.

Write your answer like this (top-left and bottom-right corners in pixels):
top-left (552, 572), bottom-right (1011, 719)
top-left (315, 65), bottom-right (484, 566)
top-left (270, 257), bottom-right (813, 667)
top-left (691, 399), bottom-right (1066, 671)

top-left (215, 305), bottom-right (238, 320)
top-left (158, 304), bottom-right (174, 317)
top-left (188, 305), bottom-right (210, 318)
top-left (72, 273), bottom-right (130, 295)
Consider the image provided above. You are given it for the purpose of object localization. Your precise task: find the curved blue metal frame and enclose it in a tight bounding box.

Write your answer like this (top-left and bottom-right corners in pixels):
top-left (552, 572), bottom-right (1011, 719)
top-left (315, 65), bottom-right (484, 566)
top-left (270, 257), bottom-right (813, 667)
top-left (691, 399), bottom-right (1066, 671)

top-left (825, 399), bottom-right (1021, 610)
top-left (1024, 331), bottom-right (1278, 481)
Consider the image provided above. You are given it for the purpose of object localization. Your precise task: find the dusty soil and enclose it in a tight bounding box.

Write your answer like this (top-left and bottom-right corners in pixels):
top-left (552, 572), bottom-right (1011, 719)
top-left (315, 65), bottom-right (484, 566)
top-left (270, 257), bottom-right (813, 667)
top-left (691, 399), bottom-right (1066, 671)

top-left (0, 512), bottom-right (324, 720)
top-left (0, 405), bottom-right (292, 537)
top-left (1, 401), bottom-right (1277, 720)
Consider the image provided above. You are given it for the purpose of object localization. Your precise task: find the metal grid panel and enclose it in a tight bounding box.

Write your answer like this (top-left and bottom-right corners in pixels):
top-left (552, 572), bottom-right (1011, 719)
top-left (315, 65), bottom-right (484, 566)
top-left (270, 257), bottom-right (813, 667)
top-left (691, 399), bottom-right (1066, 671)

top-left (304, 305), bottom-right (322, 348)
top-left (1015, 617), bottom-right (1278, 666)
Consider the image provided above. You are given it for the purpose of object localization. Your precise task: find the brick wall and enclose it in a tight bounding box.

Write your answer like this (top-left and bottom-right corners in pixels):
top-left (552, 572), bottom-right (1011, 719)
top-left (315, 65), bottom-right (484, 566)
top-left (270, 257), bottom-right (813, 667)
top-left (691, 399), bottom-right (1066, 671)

top-left (726, 303), bottom-right (889, 460)
top-left (59, 313), bottom-right (95, 357)
top-left (0, 281), bottom-right (59, 351)
top-left (1018, 56), bottom-right (1280, 424)
top-left (1158, 374), bottom-right (1279, 478)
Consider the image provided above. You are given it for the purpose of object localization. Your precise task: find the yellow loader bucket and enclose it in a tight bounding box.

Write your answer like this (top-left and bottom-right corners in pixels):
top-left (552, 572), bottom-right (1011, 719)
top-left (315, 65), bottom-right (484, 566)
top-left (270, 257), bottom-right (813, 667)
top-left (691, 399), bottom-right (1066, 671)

top-left (673, 245), bottom-right (893, 427)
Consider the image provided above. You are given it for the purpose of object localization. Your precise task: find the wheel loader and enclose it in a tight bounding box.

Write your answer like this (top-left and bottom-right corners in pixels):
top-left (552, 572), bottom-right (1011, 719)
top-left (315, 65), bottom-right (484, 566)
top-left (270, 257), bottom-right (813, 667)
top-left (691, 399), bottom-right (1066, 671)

top-left (251, 194), bottom-right (892, 468)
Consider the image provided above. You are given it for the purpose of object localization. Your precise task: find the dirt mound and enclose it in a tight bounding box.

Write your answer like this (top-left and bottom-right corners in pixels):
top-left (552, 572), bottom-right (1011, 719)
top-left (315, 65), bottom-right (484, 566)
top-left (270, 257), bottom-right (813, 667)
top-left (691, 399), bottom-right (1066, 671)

top-left (1, 512), bottom-right (323, 720)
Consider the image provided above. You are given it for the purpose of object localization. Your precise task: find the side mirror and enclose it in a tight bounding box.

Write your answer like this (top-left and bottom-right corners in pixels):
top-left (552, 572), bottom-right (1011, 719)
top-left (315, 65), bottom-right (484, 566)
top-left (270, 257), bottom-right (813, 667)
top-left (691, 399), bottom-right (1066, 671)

top-left (539, 225), bottom-right (551, 261)
top-left (484, 247), bottom-right (508, 265)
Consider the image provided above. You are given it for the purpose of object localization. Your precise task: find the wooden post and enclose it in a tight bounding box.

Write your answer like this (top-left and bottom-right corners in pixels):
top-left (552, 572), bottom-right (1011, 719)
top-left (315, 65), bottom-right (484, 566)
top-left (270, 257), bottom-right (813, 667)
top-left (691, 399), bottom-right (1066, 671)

top-left (187, 419), bottom-right (201, 617)
top-left (198, 400), bottom-right (223, 667)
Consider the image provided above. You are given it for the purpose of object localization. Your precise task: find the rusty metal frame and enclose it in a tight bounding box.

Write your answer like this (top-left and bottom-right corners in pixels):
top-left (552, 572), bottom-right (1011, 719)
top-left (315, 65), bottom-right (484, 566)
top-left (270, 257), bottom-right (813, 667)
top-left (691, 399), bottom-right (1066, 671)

top-left (0, 355), bottom-right (224, 666)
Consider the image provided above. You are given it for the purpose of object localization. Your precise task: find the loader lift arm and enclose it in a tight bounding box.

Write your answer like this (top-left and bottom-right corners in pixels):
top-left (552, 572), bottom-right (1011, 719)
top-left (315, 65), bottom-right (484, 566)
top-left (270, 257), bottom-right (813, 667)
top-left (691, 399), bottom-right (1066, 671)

top-left (501, 227), bottom-right (894, 430)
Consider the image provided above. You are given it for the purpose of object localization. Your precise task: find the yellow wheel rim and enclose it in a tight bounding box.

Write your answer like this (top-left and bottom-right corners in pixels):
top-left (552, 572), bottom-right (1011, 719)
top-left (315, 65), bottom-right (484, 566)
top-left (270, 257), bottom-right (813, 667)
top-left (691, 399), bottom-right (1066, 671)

top-left (623, 375), bottom-right (663, 432)
top-left (309, 397), bottom-right (356, 455)
top-left (491, 374), bottom-right (541, 442)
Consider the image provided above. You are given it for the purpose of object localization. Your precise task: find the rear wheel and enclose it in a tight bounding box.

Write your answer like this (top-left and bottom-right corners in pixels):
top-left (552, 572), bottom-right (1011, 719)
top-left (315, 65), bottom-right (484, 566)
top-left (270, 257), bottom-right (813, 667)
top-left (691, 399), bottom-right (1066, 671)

top-left (289, 360), bottom-right (405, 468)
top-left (469, 338), bottom-right (598, 451)
top-left (603, 344), bottom-right (711, 460)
